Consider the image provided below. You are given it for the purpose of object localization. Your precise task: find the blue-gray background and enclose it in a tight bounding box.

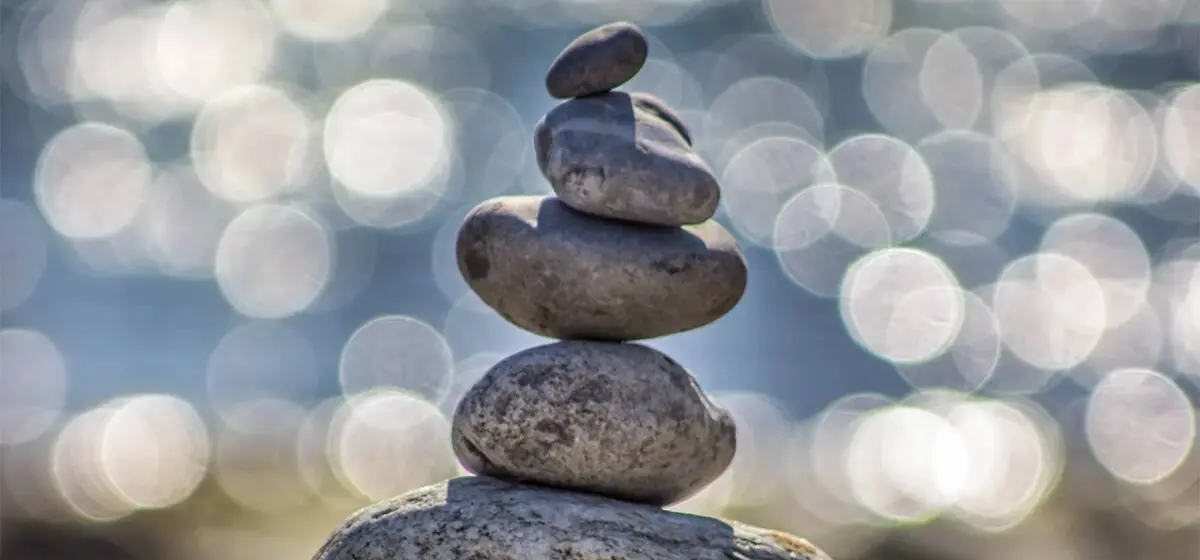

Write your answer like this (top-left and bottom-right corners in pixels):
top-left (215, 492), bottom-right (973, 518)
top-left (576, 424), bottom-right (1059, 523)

top-left (2, 1), bottom-right (1199, 558)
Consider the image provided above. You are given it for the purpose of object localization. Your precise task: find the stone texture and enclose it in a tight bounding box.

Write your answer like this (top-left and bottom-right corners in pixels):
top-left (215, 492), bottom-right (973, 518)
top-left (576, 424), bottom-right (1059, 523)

top-left (545, 22), bottom-right (648, 99)
top-left (315, 476), bottom-right (833, 560)
top-left (455, 195), bottom-right (747, 341)
top-left (451, 341), bottom-right (735, 505)
top-left (631, 91), bottom-right (692, 145)
top-left (534, 92), bottom-right (719, 226)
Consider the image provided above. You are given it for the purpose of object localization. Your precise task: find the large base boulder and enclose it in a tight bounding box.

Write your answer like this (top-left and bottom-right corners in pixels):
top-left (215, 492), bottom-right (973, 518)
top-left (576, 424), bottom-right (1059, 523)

top-left (315, 476), bottom-right (831, 560)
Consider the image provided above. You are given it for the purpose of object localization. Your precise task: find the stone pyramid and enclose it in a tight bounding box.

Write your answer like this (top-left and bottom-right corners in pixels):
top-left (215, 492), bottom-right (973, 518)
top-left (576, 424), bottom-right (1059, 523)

top-left (315, 21), bottom-right (833, 560)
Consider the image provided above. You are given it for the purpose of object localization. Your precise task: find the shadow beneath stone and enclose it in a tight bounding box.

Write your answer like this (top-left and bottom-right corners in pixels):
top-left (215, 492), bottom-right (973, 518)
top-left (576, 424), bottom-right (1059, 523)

top-left (533, 196), bottom-right (709, 248)
top-left (460, 195), bottom-right (716, 255)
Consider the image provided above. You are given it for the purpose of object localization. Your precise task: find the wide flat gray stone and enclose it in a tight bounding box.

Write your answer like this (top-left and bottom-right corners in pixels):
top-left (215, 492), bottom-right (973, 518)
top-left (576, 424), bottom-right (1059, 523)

top-left (451, 341), bottom-right (735, 505)
top-left (534, 92), bottom-right (719, 226)
top-left (546, 22), bottom-right (648, 99)
top-left (455, 196), bottom-right (747, 341)
top-left (314, 476), bottom-right (834, 560)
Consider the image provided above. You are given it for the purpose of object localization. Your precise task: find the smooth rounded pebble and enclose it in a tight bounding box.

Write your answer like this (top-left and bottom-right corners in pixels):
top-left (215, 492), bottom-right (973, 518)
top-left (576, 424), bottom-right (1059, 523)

top-left (451, 341), bottom-right (735, 505)
top-left (455, 196), bottom-right (747, 341)
top-left (534, 92), bottom-right (718, 226)
top-left (315, 476), bottom-right (834, 560)
top-left (546, 21), bottom-right (648, 99)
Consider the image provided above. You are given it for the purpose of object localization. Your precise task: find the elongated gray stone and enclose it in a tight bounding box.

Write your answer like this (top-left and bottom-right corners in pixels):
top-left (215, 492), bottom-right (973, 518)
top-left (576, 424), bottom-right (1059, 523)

top-left (546, 22), bottom-right (648, 99)
top-left (451, 341), bottom-right (735, 505)
top-left (314, 476), bottom-right (834, 560)
top-left (455, 195), bottom-right (747, 341)
top-left (534, 92), bottom-right (718, 226)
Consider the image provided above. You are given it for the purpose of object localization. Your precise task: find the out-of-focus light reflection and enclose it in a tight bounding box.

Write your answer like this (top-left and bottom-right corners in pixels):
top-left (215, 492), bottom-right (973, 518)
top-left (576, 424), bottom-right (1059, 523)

top-left (0, 329), bottom-right (68, 446)
top-left (339, 315), bottom-right (455, 401)
top-left (997, 0), bottom-right (1101, 31)
top-left (441, 291), bottom-right (549, 360)
top-left (1080, 303), bottom-right (1164, 387)
top-left (191, 85), bottom-right (316, 203)
top-left (136, 166), bottom-right (232, 278)
top-left (67, 3), bottom-right (186, 122)
top-left (330, 389), bottom-right (455, 501)
top-left (14, 0), bottom-right (81, 107)
top-left (992, 53), bottom-right (1097, 129)
top-left (370, 25), bottom-right (493, 93)
top-left (34, 122), bottom-right (150, 240)
top-left (0, 200), bottom-right (50, 310)
top-left (703, 76), bottom-right (824, 161)
top-left (206, 321), bottom-right (319, 420)
top-left (1087, 368), bottom-right (1196, 485)
top-left (895, 291), bottom-right (1001, 392)
top-left (919, 32), bottom-right (984, 130)
top-left (991, 253), bottom-right (1107, 372)
top-left (214, 204), bottom-right (333, 319)
top-left (268, 0), bottom-right (390, 42)
top-left (156, 0), bottom-right (278, 103)
top-left (862, 28), bottom-right (950, 140)
top-left (1039, 213), bottom-right (1151, 328)
top-left (915, 130), bottom-right (1017, 245)
top-left (214, 398), bottom-right (312, 513)
top-left (440, 88), bottom-right (528, 203)
top-left (840, 248), bottom-right (964, 365)
top-left (1004, 85), bottom-right (1156, 205)
top-left (807, 393), bottom-right (894, 524)
top-left (1162, 84), bottom-right (1200, 190)
top-left (766, 0), bottom-right (893, 59)
top-left (846, 404), bottom-right (969, 522)
top-left (827, 134), bottom-right (934, 242)
top-left (946, 399), bottom-right (1059, 531)
top-left (712, 392), bottom-right (792, 509)
top-left (52, 404), bottom-right (136, 522)
top-left (2, 436), bottom-right (66, 520)
top-left (98, 395), bottom-right (210, 510)
top-left (775, 184), bottom-right (891, 298)
top-left (297, 397), bottom-right (361, 508)
top-left (722, 136), bottom-right (831, 247)
top-left (323, 79), bottom-right (451, 200)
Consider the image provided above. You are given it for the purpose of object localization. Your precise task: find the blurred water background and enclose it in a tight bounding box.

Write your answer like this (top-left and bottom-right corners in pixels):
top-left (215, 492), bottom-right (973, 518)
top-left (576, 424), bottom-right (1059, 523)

top-left (1, 0), bottom-right (1199, 558)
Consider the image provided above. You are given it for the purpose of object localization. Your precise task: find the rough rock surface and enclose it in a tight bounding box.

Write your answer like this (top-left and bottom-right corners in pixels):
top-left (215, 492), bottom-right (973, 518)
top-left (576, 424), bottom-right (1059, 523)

top-left (451, 341), bottom-right (735, 505)
top-left (455, 195), bottom-right (747, 341)
top-left (534, 92), bottom-right (719, 226)
top-left (545, 22), bottom-right (648, 99)
top-left (315, 476), bottom-right (832, 560)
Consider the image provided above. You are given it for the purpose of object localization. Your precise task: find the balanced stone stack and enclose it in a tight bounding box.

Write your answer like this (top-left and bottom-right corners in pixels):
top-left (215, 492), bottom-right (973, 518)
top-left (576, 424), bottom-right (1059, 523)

top-left (315, 22), bottom-right (832, 560)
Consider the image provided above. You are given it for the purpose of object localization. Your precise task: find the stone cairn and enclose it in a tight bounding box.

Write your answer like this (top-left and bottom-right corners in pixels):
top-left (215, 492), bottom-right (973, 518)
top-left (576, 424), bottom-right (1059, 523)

top-left (315, 22), bottom-right (832, 560)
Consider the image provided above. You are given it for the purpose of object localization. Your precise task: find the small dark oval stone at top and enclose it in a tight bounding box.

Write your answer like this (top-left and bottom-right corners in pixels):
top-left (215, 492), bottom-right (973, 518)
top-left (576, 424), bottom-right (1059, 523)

top-left (546, 22), bottom-right (649, 99)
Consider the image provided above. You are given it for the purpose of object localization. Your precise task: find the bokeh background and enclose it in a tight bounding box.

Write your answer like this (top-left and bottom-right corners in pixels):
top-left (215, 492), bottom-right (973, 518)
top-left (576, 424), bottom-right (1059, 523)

top-left (2, 0), bottom-right (1199, 558)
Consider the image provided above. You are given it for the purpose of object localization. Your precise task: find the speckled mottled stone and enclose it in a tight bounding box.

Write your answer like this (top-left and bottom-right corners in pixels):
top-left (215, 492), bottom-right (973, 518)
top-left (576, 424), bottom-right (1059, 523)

top-left (455, 195), bottom-right (747, 341)
top-left (451, 341), bottom-right (735, 505)
top-left (545, 22), bottom-right (648, 99)
top-left (314, 476), bottom-right (833, 560)
top-left (534, 92), bottom-right (719, 226)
